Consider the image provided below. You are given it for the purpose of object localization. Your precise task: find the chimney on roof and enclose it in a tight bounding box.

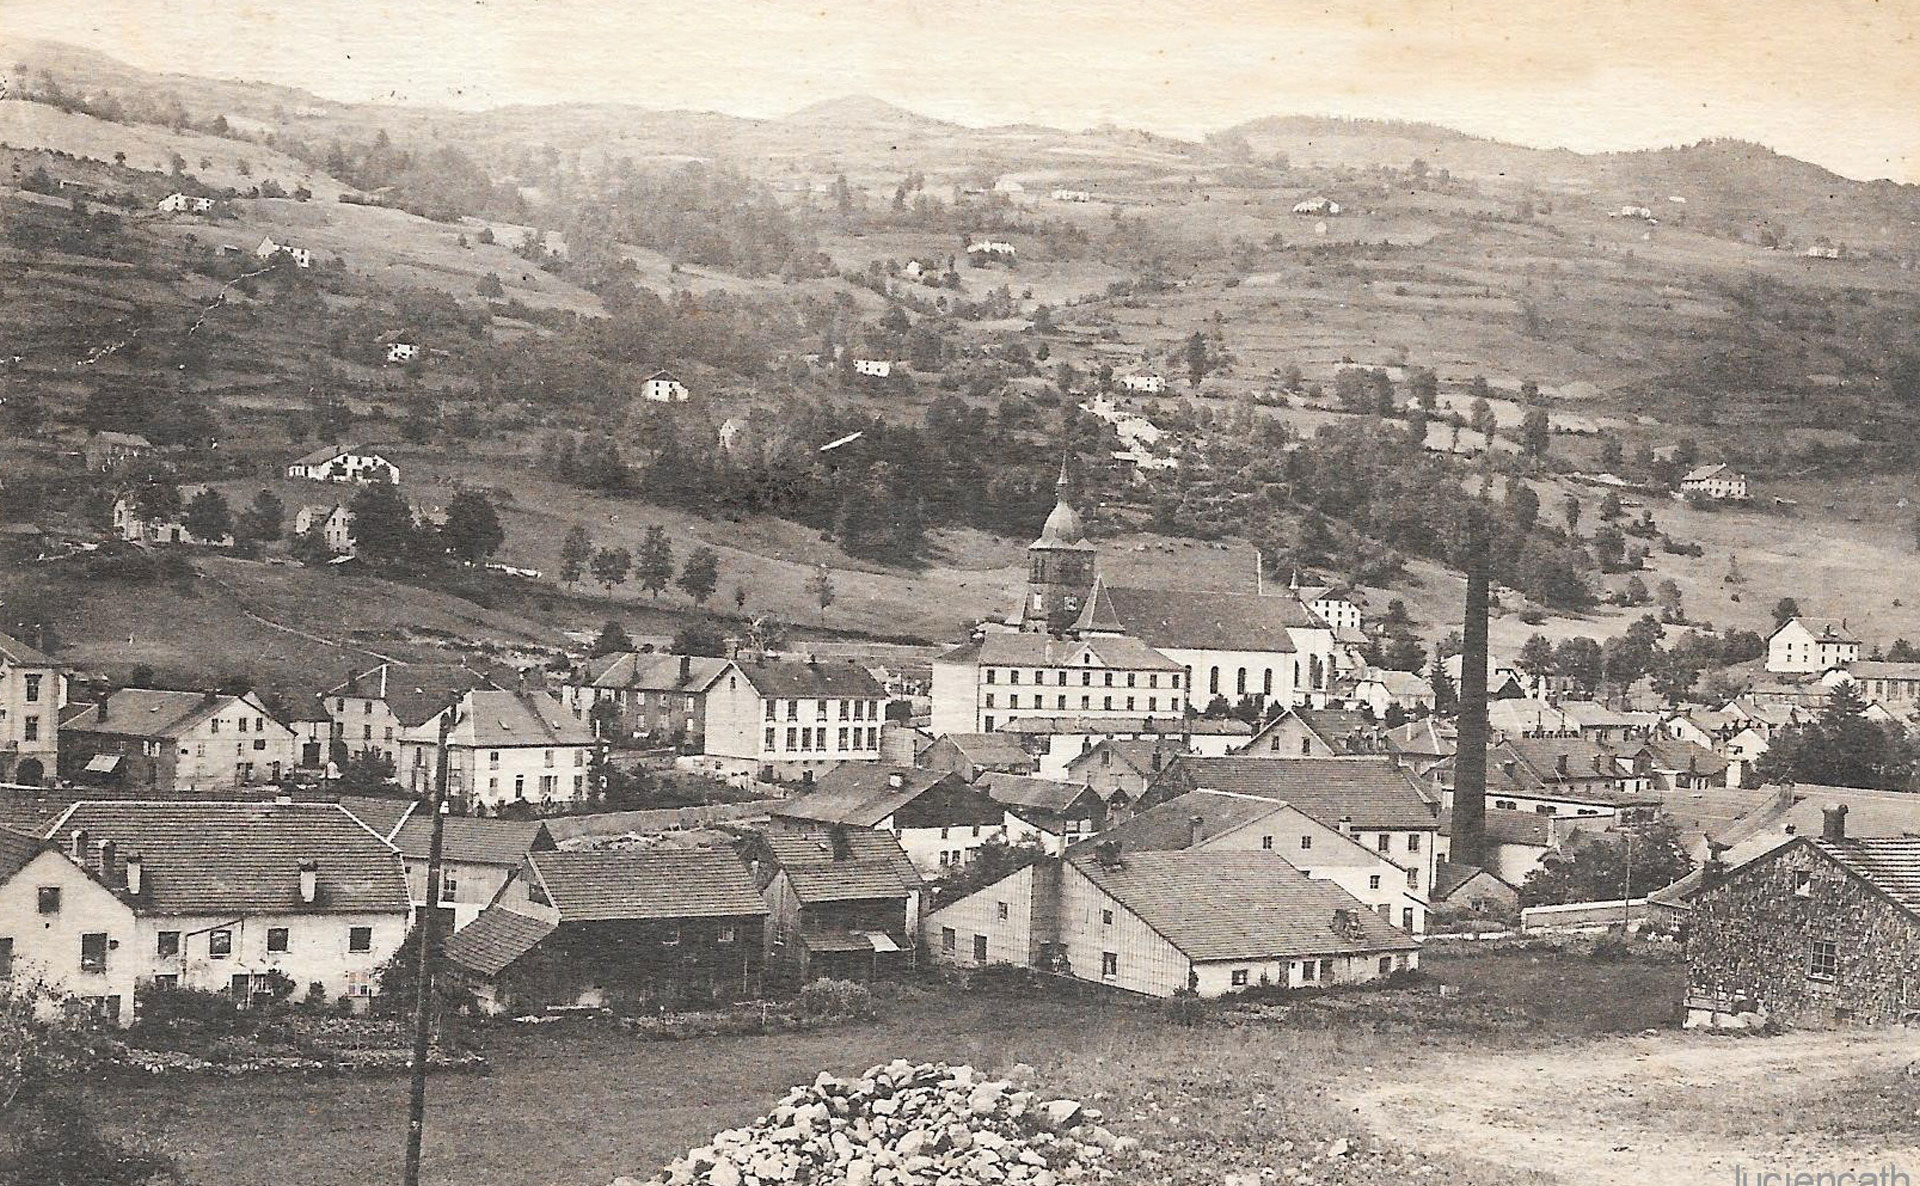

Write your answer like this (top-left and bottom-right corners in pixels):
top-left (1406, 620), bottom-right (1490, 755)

top-left (299, 860), bottom-right (318, 904)
top-left (1187, 814), bottom-right (1205, 849)
top-left (1150, 748), bottom-right (1164, 772)
top-left (679, 655), bottom-right (692, 683)
top-left (125, 854), bottom-right (143, 896)
top-left (1555, 753), bottom-right (1570, 776)
top-left (1702, 840), bottom-right (1730, 890)
top-left (1821, 803), bottom-right (1848, 842)
top-left (97, 839), bottom-right (116, 879)
top-left (69, 828), bottom-right (89, 862)
top-left (1337, 814), bottom-right (1354, 836)
top-left (95, 697), bottom-right (108, 723)
top-left (1500, 759), bottom-right (1518, 783)
top-left (887, 770), bottom-right (905, 790)
top-left (201, 688), bottom-right (219, 706)
top-left (828, 825), bottom-right (853, 861)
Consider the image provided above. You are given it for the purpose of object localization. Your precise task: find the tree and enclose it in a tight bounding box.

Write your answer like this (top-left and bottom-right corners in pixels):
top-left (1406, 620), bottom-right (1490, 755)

top-left (439, 490), bottom-right (505, 564)
top-left (1468, 397), bottom-right (1496, 439)
top-left (671, 621), bottom-right (729, 657)
top-left (181, 487), bottom-right (232, 543)
top-left (290, 523), bottom-right (332, 565)
top-left (347, 483), bottom-right (415, 564)
top-left (477, 272), bottom-right (505, 299)
top-left (559, 525), bottom-right (593, 588)
top-left (1468, 374), bottom-right (1492, 400)
top-left (1553, 636), bottom-right (1605, 698)
top-left (1562, 493), bottom-right (1582, 536)
top-left (590, 547), bottom-right (631, 593)
top-left (1599, 490), bottom-right (1623, 521)
top-left (241, 489), bottom-right (284, 542)
top-left (1890, 638), bottom-right (1920, 663)
top-left (1517, 816), bottom-right (1693, 907)
top-left (1516, 633), bottom-right (1556, 679)
top-left (1184, 331), bottom-right (1210, 388)
top-left (1623, 575), bottom-right (1650, 605)
top-left (635, 526), bottom-right (674, 599)
top-left (1519, 408), bottom-right (1551, 459)
top-left (733, 584), bottom-right (748, 613)
top-left (807, 564), bottom-right (836, 623)
top-left (1772, 597), bottom-right (1801, 629)
top-left (590, 619), bottom-right (634, 657)
top-left (676, 546), bottom-right (720, 607)
top-left (1408, 366), bottom-right (1438, 410)
top-left (335, 750), bottom-right (396, 794)
top-left (1655, 579), bottom-right (1684, 623)
top-left (1754, 683), bottom-right (1915, 790)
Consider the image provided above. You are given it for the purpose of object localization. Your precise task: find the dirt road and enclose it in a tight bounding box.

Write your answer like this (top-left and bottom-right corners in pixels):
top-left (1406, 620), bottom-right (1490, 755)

top-left (1350, 1029), bottom-right (1920, 1185)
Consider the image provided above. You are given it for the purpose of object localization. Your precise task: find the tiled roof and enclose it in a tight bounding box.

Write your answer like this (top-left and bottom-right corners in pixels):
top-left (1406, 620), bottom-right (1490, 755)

top-left (1556, 701), bottom-right (1636, 728)
top-left (440, 906), bottom-right (556, 976)
top-left (329, 663), bottom-right (502, 728)
top-left (1439, 806), bottom-right (1565, 847)
top-left (1641, 738), bottom-right (1729, 776)
top-left (574, 652), bottom-right (729, 694)
top-left (0, 826), bottom-right (45, 882)
top-left (1078, 582), bottom-right (1317, 653)
top-left (753, 829), bottom-right (924, 901)
top-left (1354, 669), bottom-right (1435, 698)
top-left (1779, 617), bottom-right (1858, 644)
top-left (1067, 737), bottom-right (1185, 780)
top-left (1162, 756), bottom-right (1439, 831)
top-left (1077, 790), bottom-right (1287, 852)
top-left (446, 689), bottom-right (595, 748)
top-left (996, 715), bottom-right (1248, 736)
top-left (940, 632), bottom-right (1183, 671)
top-left (1842, 661), bottom-right (1920, 682)
top-left (1682, 464), bottom-right (1730, 482)
top-left (734, 657), bottom-right (885, 699)
top-left (60, 689), bottom-right (241, 739)
top-left (1813, 837), bottom-right (1920, 914)
top-left (771, 767), bottom-right (962, 828)
top-left (935, 733), bottom-right (1033, 768)
top-left (41, 801), bottom-right (409, 916)
top-left (1432, 861), bottom-right (1510, 900)
top-left (1387, 717), bottom-right (1455, 758)
top-left (978, 773), bottom-right (1093, 814)
top-left (529, 849), bottom-right (767, 922)
top-left (0, 629), bottom-right (56, 667)
top-left (1069, 850), bottom-right (1418, 962)
top-left (393, 816), bottom-right (550, 866)
top-left (291, 443), bottom-right (382, 467)
top-left (335, 796), bottom-right (418, 840)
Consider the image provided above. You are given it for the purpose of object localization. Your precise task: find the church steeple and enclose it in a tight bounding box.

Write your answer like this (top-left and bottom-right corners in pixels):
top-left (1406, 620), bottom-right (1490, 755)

top-left (1022, 455), bottom-right (1097, 633)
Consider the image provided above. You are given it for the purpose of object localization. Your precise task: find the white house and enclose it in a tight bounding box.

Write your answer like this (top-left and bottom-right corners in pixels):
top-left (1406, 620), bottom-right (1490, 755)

top-left (1342, 668), bottom-right (1438, 719)
top-left (111, 484), bottom-right (234, 547)
top-left (767, 766), bottom-right (1005, 875)
top-left (397, 688), bottom-right (597, 809)
top-left (294, 503), bottom-right (355, 555)
top-left (700, 657), bottom-right (888, 782)
top-left (59, 689), bottom-right (298, 792)
top-left (1118, 373), bottom-right (1166, 394)
top-left (965, 240), bottom-right (1017, 260)
top-left (0, 830), bottom-right (142, 1025)
top-left (1050, 189), bottom-right (1093, 203)
top-left (0, 629), bottom-right (63, 787)
top-left (1292, 198), bottom-right (1342, 215)
top-left (286, 444), bottom-right (400, 484)
top-left (157, 193), bottom-right (214, 214)
top-left (385, 342), bottom-right (420, 364)
top-left (1766, 617), bottom-right (1861, 675)
top-left (324, 661), bottom-right (498, 775)
top-left (255, 236), bottom-right (313, 268)
top-left (640, 369), bottom-right (690, 402)
top-left (1679, 464), bottom-right (1750, 501)
top-left (853, 358), bottom-right (894, 378)
top-left (929, 632), bottom-right (1187, 737)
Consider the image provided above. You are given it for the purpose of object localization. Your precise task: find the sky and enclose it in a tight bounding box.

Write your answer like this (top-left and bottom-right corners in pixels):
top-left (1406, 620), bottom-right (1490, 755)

top-left (8, 0), bottom-right (1920, 181)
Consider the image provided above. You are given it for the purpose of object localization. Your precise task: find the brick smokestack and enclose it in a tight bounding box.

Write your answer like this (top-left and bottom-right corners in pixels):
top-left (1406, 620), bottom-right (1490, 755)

top-left (1451, 506), bottom-right (1491, 868)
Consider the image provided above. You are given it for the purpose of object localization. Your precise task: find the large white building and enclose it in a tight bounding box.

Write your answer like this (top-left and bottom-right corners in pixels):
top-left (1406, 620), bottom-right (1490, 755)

top-left (0, 630), bottom-right (62, 786)
top-left (59, 689), bottom-right (297, 792)
top-left (931, 633), bottom-right (1187, 737)
top-left (398, 688), bottom-right (598, 809)
top-left (1766, 617), bottom-right (1860, 675)
top-left (1679, 464), bottom-right (1750, 501)
top-left (294, 503), bottom-right (356, 555)
top-left (701, 657), bottom-right (888, 782)
top-left (325, 661), bottom-right (498, 774)
top-left (286, 444), bottom-right (399, 484)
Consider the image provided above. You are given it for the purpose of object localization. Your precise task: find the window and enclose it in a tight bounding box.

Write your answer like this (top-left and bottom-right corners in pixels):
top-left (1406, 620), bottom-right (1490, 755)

top-left (941, 927), bottom-right (956, 954)
top-left (1125, 697), bottom-right (1134, 712)
top-left (765, 727), bottom-right (776, 750)
top-left (210, 718), bottom-right (220, 734)
top-left (239, 716), bottom-right (250, 733)
top-left (1103, 672), bottom-right (1114, 687)
top-left (1368, 874), bottom-right (1382, 890)
top-left (1101, 951), bottom-right (1119, 979)
top-left (786, 728), bottom-right (798, 750)
top-left (1376, 834), bottom-right (1391, 852)
top-left (0, 938), bottom-right (16, 980)
top-left (544, 748), bottom-right (555, 767)
top-left (24, 674), bottom-right (41, 702)
top-left (985, 669), bottom-right (997, 684)
top-left (1261, 835), bottom-right (1274, 850)
top-left (36, 887), bottom-right (60, 914)
top-left (1230, 969), bottom-right (1249, 987)
top-left (1406, 870), bottom-right (1418, 890)
top-left (1102, 696), bottom-right (1112, 711)
top-left (1007, 694), bottom-right (1018, 709)
top-left (1301, 960), bottom-right (1318, 982)
top-left (1058, 695), bottom-right (1068, 710)
top-left (20, 717), bottom-right (37, 744)
top-left (1407, 834), bottom-right (1422, 853)
top-left (1301, 737), bottom-right (1313, 756)
top-left (973, 934), bottom-right (988, 962)
top-left (1402, 907), bottom-right (1415, 930)
top-left (514, 774), bottom-right (526, 797)
top-left (997, 901), bottom-right (1009, 920)
top-left (157, 931), bottom-right (181, 958)
top-left (1009, 670), bottom-right (1020, 685)
top-left (1793, 870), bottom-right (1813, 898)
top-left (1101, 908), bottom-right (1114, 926)
top-left (1807, 939), bottom-right (1838, 982)
top-left (209, 929), bottom-right (233, 959)
top-left (267, 927), bottom-right (289, 953)
top-left (489, 750), bottom-right (500, 769)
top-left (838, 728), bottom-right (849, 749)
top-left (1299, 836), bottom-right (1313, 851)
top-left (348, 927), bottom-right (373, 953)
top-left (764, 699), bottom-right (776, 719)
top-left (717, 926), bottom-right (736, 944)
top-left (985, 693), bottom-right (996, 708)
top-left (79, 933), bottom-right (107, 974)
top-left (1379, 956), bottom-right (1393, 975)
top-left (787, 700), bottom-right (799, 721)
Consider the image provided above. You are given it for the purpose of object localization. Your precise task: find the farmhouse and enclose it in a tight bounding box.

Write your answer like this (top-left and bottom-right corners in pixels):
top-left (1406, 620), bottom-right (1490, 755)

top-left (1118, 373), bottom-right (1167, 394)
top-left (1766, 616), bottom-right (1861, 675)
top-left (285, 444), bottom-right (400, 484)
top-left (924, 846), bottom-right (1416, 998)
top-left (0, 827), bottom-right (140, 1024)
top-left (82, 430), bottom-right (154, 472)
top-left (157, 192), bottom-right (215, 213)
top-left (112, 484), bottom-right (233, 547)
top-left (255, 236), bottom-right (313, 268)
top-left (853, 358), bottom-right (893, 378)
top-left (397, 688), bottom-right (598, 809)
top-left (1685, 805), bottom-right (1920, 1028)
top-left (293, 503), bottom-right (355, 555)
top-left (701, 657), bottom-right (888, 782)
top-left (742, 827), bottom-right (925, 984)
top-left (640, 369), bottom-right (690, 403)
top-left (59, 688), bottom-right (298, 792)
top-left (385, 341), bottom-right (420, 364)
top-left (0, 630), bottom-right (63, 787)
top-left (920, 731), bottom-right (1039, 782)
top-left (767, 766), bottom-right (1004, 874)
top-left (324, 661), bottom-right (499, 774)
top-left (390, 813), bottom-right (554, 933)
top-left (980, 773), bottom-right (1106, 853)
top-left (1679, 464), bottom-right (1750, 501)
top-left (559, 652), bottom-right (729, 751)
top-left (444, 847), bottom-right (768, 1014)
top-left (1050, 189), bottom-right (1093, 202)
top-left (1291, 198), bottom-right (1342, 215)
top-left (965, 240), bottom-right (1017, 260)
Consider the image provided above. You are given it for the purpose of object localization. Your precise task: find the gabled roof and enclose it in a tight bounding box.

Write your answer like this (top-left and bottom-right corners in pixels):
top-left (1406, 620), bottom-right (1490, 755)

top-left (572, 652), bottom-right (729, 694)
top-left (1078, 789), bottom-right (1289, 852)
top-left (336, 796), bottom-right (418, 841)
top-left (1773, 616), bottom-right (1858, 644)
top-left (1351, 669), bottom-right (1435, 698)
top-left (996, 715), bottom-right (1248, 737)
top-left (1440, 806), bottom-right (1565, 848)
top-left (528, 848), bottom-right (767, 922)
top-left (1076, 583), bottom-right (1318, 653)
top-left (327, 662), bottom-right (502, 728)
top-left (937, 632), bottom-right (1182, 671)
top-left (752, 829), bottom-right (924, 901)
top-left (1246, 707), bottom-right (1381, 753)
top-left (444, 689), bottom-right (594, 748)
top-left (1682, 464), bottom-right (1732, 482)
top-left (978, 773), bottom-right (1094, 815)
top-left (931, 732), bottom-right (1033, 769)
top-left (392, 816), bottom-right (551, 866)
top-left (1432, 861), bottom-right (1513, 900)
top-left (440, 907), bottom-right (557, 976)
top-left (1812, 837), bottom-right (1920, 914)
top-left (1160, 756), bottom-right (1439, 831)
top-left (731, 657), bottom-right (885, 699)
top-left (769, 766), bottom-right (966, 828)
top-left (1386, 717), bottom-right (1455, 759)
top-left (0, 629), bottom-right (55, 668)
top-left (40, 801), bottom-right (409, 916)
top-left (60, 689), bottom-right (258, 740)
top-left (1840, 661), bottom-right (1920, 682)
top-left (1640, 738), bottom-right (1729, 777)
top-left (1065, 736), bottom-right (1185, 780)
top-left (0, 826), bottom-right (46, 882)
top-left (1069, 850), bottom-right (1418, 962)
top-left (1557, 701), bottom-right (1637, 729)
top-left (291, 443), bottom-right (385, 467)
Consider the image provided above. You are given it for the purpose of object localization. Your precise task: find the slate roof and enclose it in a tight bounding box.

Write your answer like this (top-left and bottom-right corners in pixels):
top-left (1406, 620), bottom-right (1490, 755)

top-left (1812, 837), bottom-right (1920, 914)
top-left (1069, 850), bottom-right (1418, 962)
top-left (770, 767), bottom-right (963, 828)
top-left (291, 443), bottom-right (383, 467)
top-left (937, 633), bottom-right (1183, 671)
top-left (440, 907), bottom-right (557, 976)
top-left (446, 689), bottom-right (594, 748)
top-left (0, 629), bottom-right (56, 667)
top-left (753, 829), bottom-right (924, 901)
top-left (1387, 717), bottom-right (1455, 759)
top-left (1076, 582), bottom-right (1318, 653)
top-left (1432, 861), bottom-right (1511, 900)
top-left (41, 801), bottom-right (409, 916)
top-left (977, 773), bottom-right (1093, 815)
top-left (1078, 790), bottom-right (1288, 852)
top-left (573, 652), bottom-right (729, 694)
top-left (1439, 807), bottom-right (1565, 847)
top-left (0, 826), bottom-right (45, 882)
top-left (1778, 617), bottom-right (1858, 644)
top-left (336, 796), bottom-right (418, 840)
top-left (1841, 661), bottom-right (1920, 682)
top-left (328, 663), bottom-right (502, 728)
top-left (935, 733), bottom-right (1034, 769)
top-left (60, 689), bottom-right (240, 739)
top-left (1682, 464), bottom-right (1731, 482)
top-left (393, 816), bottom-right (550, 866)
top-left (1641, 738), bottom-right (1730, 777)
top-left (528, 848), bottom-right (767, 922)
top-left (1163, 756), bottom-right (1439, 831)
top-left (996, 715), bottom-right (1248, 737)
top-left (733, 658), bottom-right (885, 699)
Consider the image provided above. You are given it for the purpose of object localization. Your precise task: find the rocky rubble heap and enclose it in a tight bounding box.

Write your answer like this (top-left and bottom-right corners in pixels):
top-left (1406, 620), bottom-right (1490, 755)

top-left (624, 1060), bottom-right (1136, 1186)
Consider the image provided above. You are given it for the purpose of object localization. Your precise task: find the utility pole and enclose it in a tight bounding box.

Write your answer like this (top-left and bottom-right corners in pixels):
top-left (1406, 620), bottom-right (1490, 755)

top-left (403, 711), bottom-right (454, 1186)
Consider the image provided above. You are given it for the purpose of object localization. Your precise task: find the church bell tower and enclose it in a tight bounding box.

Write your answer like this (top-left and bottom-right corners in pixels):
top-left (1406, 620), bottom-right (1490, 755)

top-left (1022, 460), bottom-right (1097, 634)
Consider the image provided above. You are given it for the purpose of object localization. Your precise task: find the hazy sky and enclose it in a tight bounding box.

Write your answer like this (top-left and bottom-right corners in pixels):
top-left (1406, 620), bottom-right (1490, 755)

top-left (9, 0), bottom-right (1920, 181)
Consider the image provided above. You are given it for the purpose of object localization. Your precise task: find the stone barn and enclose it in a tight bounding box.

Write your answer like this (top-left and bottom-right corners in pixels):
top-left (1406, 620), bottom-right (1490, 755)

top-left (1685, 805), bottom-right (1920, 1028)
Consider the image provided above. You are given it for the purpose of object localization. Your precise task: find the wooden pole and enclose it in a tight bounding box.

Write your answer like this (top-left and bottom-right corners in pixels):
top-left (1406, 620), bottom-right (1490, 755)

top-left (403, 712), bottom-right (454, 1186)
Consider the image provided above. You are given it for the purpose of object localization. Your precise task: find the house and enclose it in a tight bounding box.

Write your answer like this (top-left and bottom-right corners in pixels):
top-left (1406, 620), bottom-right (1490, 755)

top-left (112, 484), bottom-right (233, 547)
top-left (1062, 736), bottom-right (1183, 812)
top-left (1823, 661), bottom-right (1920, 710)
top-left (1341, 668), bottom-right (1437, 719)
top-left (920, 732), bottom-right (1038, 782)
top-left (0, 827), bottom-right (140, 1024)
top-left (924, 847), bottom-right (1416, 998)
top-left (1117, 374), bottom-right (1167, 394)
top-left (1288, 577), bottom-right (1364, 635)
top-left (293, 503), bottom-right (355, 555)
top-left (879, 721), bottom-right (935, 766)
top-left (1292, 198), bottom-right (1342, 215)
top-left (964, 240), bottom-right (1017, 260)
top-left (717, 416), bottom-right (754, 457)
top-left (385, 341), bottom-right (420, 364)
top-left (255, 236), bottom-right (312, 268)
top-left (1767, 617), bottom-right (1861, 675)
top-left (1556, 700), bottom-right (1647, 745)
top-left (443, 847), bottom-right (767, 1014)
top-left (1470, 737), bottom-right (1659, 819)
top-left (1684, 805), bottom-right (1920, 1028)
top-left (285, 444), bottom-right (399, 485)
top-left (767, 766), bottom-right (1004, 875)
top-left (559, 652), bottom-right (729, 751)
top-left (1437, 806), bottom-right (1589, 885)
top-left (82, 430), bottom-right (154, 472)
top-left (1000, 715), bottom-right (1247, 778)
top-left (980, 774), bottom-right (1105, 854)
top-left (59, 689), bottom-right (298, 792)
top-left (1384, 717), bottom-right (1455, 775)
top-left (1632, 738), bottom-right (1730, 792)
top-left (157, 192), bottom-right (215, 213)
top-left (930, 632), bottom-right (1186, 736)
top-left (0, 630), bottom-right (63, 786)
top-left (1680, 464), bottom-right (1750, 501)
top-left (389, 813), bottom-right (554, 932)
top-left (701, 657), bottom-right (888, 782)
top-left (743, 827), bottom-right (925, 983)
top-left (397, 688), bottom-right (598, 809)
top-left (1050, 189), bottom-right (1093, 202)
top-left (37, 800), bottom-right (412, 1010)
top-left (1148, 755), bottom-right (1441, 902)
top-left (640, 369), bottom-right (690, 403)
top-left (1430, 862), bottom-right (1518, 915)
top-left (1241, 706), bottom-right (1390, 758)
top-left (853, 359), bottom-right (893, 378)
top-left (1086, 788), bottom-right (1428, 932)
top-left (324, 662), bottom-right (499, 775)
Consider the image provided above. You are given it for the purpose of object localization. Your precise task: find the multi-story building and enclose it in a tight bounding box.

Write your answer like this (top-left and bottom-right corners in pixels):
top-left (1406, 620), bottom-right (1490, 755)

top-left (112, 484), bottom-right (233, 547)
top-left (0, 630), bottom-right (62, 786)
top-left (325, 662), bottom-right (499, 773)
top-left (767, 766), bottom-right (1006, 875)
top-left (702, 657), bottom-right (887, 783)
top-left (1766, 617), bottom-right (1860, 675)
top-left (1679, 464), bottom-right (1751, 501)
top-left (930, 633), bottom-right (1187, 737)
top-left (397, 688), bottom-right (598, 809)
top-left (293, 503), bottom-right (356, 555)
top-left (0, 828), bottom-right (140, 1024)
top-left (285, 444), bottom-right (399, 484)
top-left (741, 827), bottom-right (925, 983)
top-left (59, 689), bottom-right (297, 792)
top-left (558, 652), bottom-right (729, 750)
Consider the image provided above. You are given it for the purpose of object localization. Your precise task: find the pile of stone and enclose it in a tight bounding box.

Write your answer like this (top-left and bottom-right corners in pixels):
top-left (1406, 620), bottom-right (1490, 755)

top-left (625, 1060), bottom-right (1135, 1186)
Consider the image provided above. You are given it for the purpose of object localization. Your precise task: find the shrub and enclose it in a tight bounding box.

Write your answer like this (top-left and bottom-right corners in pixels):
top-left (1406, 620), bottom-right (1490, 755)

top-left (1163, 989), bottom-right (1205, 1027)
top-left (132, 983), bottom-right (244, 1033)
top-left (795, 979), bottom-right (875, 1022)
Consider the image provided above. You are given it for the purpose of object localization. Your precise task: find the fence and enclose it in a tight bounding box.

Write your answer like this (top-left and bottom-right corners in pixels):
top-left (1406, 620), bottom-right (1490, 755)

top-left (1519, 897), bottom-right (1650, 933)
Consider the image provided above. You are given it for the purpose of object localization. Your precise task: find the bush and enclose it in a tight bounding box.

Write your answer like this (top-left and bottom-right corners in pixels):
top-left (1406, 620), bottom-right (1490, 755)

top-left (795, 979), bottom-right (875, 1022)
top-left (1163, 989), bottom-right (1205, 1027)
top-left (132, 983), bottom-right (244, 1033)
